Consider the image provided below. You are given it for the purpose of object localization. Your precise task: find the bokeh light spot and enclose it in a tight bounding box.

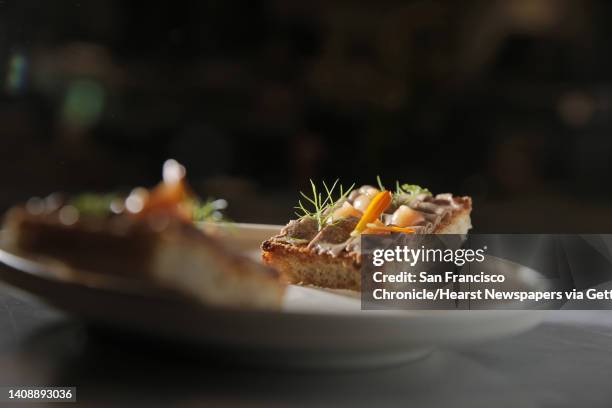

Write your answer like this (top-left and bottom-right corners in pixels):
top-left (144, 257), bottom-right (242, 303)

top-left (61, 79), bottom-right (105, 128)
top-left (5, 53), bottom-right (28, 94)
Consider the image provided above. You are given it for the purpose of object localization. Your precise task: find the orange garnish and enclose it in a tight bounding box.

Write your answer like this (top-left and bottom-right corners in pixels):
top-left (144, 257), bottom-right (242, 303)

top-left (351, 190), bottom-right (393, 236)
top-left (144, 180), bottom-right (192, 217)
top-left (131, 159), bottom-right (195, 221)
top-left (362, 224), bottom-right (415, 234)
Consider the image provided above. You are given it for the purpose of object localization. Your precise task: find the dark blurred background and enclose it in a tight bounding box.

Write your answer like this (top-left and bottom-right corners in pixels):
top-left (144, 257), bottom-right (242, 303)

top-left (1, 0), bottom-right (612, 232)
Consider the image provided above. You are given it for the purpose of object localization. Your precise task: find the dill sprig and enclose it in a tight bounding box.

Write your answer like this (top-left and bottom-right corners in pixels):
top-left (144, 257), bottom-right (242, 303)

top-left (295, 179), bottom-right (355, 230)
top-left (376, 175), bottom-right (386, 191)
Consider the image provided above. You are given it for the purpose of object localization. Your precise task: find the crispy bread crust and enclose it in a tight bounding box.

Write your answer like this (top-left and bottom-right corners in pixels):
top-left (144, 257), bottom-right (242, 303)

top-left (262, 239), bottom-right (361, 290)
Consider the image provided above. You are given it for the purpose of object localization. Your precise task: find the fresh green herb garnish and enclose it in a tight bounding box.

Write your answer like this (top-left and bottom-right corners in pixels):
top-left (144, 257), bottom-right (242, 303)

top-left (392, 182), bottom-right (432, 206)
top-left (396, 183), bottom-right (431, 196)
top-left (375, 177), bottom-right (430, 205)
top-left (376, 175), bottom-right (386, 191)
top-left (295, 179), bottom-right (354, 230)
top-left (376, 176), bottom-right (429, 196)
top-left (69, 193), bottom-right (120, 216)
top-left (192, 198), bottom-right (229, 222)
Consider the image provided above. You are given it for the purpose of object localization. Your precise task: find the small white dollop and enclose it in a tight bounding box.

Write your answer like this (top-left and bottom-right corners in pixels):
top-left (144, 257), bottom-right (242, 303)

top-left (211, 198), bottom-right (228, 210)
top-left (362, 187), bottom-right (380, 198)
top-left (329, 201), bottom-right (361, 223)
top-left (125, 187), bottom-right (148, 213)
top-left (390, 205), bottom-right (424, 227)
top-left (162, 159), bottom-right (186, 185)
top-left (353, 194), bottom-right (372, 212)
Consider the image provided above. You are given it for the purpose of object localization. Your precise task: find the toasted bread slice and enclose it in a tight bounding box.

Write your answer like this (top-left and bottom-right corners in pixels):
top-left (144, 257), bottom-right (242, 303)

top-left (3, 207), bottom-right (285, 309)
top-left (262, 192), bottom-right (472, 291)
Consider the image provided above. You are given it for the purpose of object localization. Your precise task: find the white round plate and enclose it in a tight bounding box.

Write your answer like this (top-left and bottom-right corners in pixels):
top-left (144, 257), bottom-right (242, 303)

top-left (0, 224), bottom-right (543, 368)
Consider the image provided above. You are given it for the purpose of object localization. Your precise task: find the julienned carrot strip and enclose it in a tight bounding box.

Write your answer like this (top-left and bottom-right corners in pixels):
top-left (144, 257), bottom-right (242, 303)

top-left (363, 224), bottom-right (415, 234)
top-left (351, 190), bottom-right (393, 236)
